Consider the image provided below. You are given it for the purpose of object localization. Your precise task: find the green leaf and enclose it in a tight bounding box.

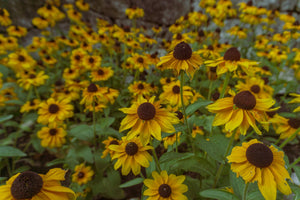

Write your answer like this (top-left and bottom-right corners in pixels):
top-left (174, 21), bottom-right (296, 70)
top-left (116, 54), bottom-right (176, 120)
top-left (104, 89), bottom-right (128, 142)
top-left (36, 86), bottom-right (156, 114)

top-left (0, 115), bottom-right (13, 123)
top-left (13, 165), bottom-right (31, 174)
top-left (5, 100), bottom-right (24, 105)
top-left (119, 177), bottom-right (144, 188)
top-left (247, 190), bottom-right (264, 200)
top-left (159, 152), bottom-right (194, 163)
top-left (229, 171), bottom-right (244, 198)
top-left (293, 165), bottom-right (300, 180)
top-left (69, 124), bottom-right (93, 141)
top-left (45, 158), bottom-right (65, 167)
top-left (0, 146), bottom-right (26, 157)
top-left (186, 100), bottom-right (212, 115)
top-left (75, 145), bottom-right (94, 163)
top-left (196, 132), bottom-right (230, 163)
top-left (96, 117), bottom-right (115, 130)
top-left (185, 176), bottom-right (201, 199)
top-left (199, 189), bottom-right (239, 200)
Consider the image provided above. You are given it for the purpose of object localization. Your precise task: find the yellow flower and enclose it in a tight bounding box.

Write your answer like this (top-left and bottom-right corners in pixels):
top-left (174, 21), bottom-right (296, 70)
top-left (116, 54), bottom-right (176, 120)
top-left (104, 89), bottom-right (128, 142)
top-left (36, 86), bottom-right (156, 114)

top-left (0, 8), bottom-right (12, 26)
top-left (119, 96), bottom-right (179, 145)
top-left (75, 0), bottom-right (90, 11)
top-left (271, 117), bottom-right (300, 139)
top-left (90, 66), bottom-right (113, 81)
top-left (125, 7), bottom-right (144, 19)
top-left (128, 81), bottom-right (152, 97)
top-left (6, 25), bottom-right (27, 37)
top-left (32, 17), bottom-right (49, 29)
top-left (8, 49), bottom-right (36, 71)
top-left (0, 168), bottom-right (76, 200)
top-left (163, 132), bottom-right (181, 149)
top-left (157, 42), bottom-right (203, 77)
top-left (205, 47), bottom-right (258, 76)
top-left (82, 55), bottom-right (101, 70)
top-left (227, 139), bottom-right (291, 200)
top-left (101, 136), bottom-right (121, 158)
top-left (127, 53), bottom-right (150, 72)
top-left (192, 125), bottom-right (204, 138)
top-left (72, 163), bottom-right (94, 185)
top-left (17, 71), bottom-right (49, 90)
top-left (37, 98), bottom-right (74, 125)
top-left (159, 80), bottom-right (193, 108)
top-left (109, 137), bottom-right (152, 175)
top-left (20, 99), bottom-right (41, 113)
top-left (206, 90), bottom-right (275, 135)
top-left (143, 170), bottom-right (188, 200)
top-left (289, 93), bottom-right (300, 112)
top-left (37, 123), bottom-right (67, 148)
top-left (80, 83), bottom-right (107, 106)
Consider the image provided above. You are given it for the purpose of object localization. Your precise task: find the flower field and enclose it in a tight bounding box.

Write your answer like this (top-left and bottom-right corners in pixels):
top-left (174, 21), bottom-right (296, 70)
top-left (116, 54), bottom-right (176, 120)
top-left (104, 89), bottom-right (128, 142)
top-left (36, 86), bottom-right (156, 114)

top-left (0, 0), bottom-right (300, 199)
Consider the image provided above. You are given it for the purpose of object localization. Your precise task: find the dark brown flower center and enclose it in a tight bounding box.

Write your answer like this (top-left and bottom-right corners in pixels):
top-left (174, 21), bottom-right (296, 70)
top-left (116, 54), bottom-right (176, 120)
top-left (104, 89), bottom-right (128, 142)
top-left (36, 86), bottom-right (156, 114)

top-left (97, 69), bottom-right (104, 75)
top-left (246, 143), bottom-right (273, 168)
top-left (88, 83), bottom-right (98, 92)
top-left (49, 128), bottom-right (57, 136)
top-left (125, 142), bottom-right (138, 155)
top-left (48, 104), bottom-right (59, 113)
top-left (77, 172), bottom-right (85, 179)
top-left (172, 85), bottom-right (180, 94)
top-left (30, 101), bottom-right (35, 106)
top-left (158, 184), bottom-right (172, 198)
top-left (224, 47), bottom-right (241, 61)
top-left (288, 118), bottom-right (300, 129)
top-left (138, 83), bottom-right (144, 90)
top-left (18, 55), bottom-right (25, 62)
top-left (109, 140), bottom-right (119, 145)
top-left (250, 85), bottom-right (260, 94)
top-left (75, 55), bottom-right (81, 61)
top-left (137, 102), bottom-right (156, 120)
top-left (137, 57), bottom-right (144, 63)
top-left (89, 57), bottom-right (95, 64)
top-left (175, 111), bottom-right (183, 120)
top-left (173, 42), bottom-right (192, 60)
top-left (176, 33), bottom-right (183, 40)
top-left (0, 9), bottom-right (4, 16)
top-left (207, 45), bottom-right (214, 50)
top-left (29, 74), bottom-right (36, 79)
top-left (233, 91), bottom-right (256, 110)
top-left (166, 78), bottom-right (171, 83)
top-left (11, 171), bottom-right (43, 199)
top-left (266, 111), bottom-right (276, 118)
top-left (210, 67), bottom-right (217, 73)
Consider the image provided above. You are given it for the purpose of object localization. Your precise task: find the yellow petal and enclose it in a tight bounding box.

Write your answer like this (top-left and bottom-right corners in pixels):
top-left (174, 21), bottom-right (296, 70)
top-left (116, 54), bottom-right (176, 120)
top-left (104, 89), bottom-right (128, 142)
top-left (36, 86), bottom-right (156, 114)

top-left (258, 168), bottom-right (277, 200)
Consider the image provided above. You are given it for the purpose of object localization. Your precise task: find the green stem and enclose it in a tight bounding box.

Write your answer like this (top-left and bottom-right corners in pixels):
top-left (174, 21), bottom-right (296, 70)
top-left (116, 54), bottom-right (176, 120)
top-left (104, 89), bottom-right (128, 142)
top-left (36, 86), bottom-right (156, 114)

top-left (26, 86), bottom-right (33, 102)
top-left (92, 100), bottom-right (97, 149)
top-left (207, 80), bottom-right (213, 100)
top-left (5, 158), bottom-right (12, 177)
top-left (242, 182), bottom-right (249, 200)
top-left (288, 156), bottom-right (300, 170)
top-left (150, 140), bottom-right (161, 172)
top-left (213, 130), bottom-right (236, 188)
top-left (34, 86), bottom-right (40, 100)
top-left (180, 71), bottom-right (195, 153)
top-left (220, 72), bottom-right (231, 99)
top-left (279, 128), bottom-right (300, 149)
top-left (175, 132), bottom-right (178, 153)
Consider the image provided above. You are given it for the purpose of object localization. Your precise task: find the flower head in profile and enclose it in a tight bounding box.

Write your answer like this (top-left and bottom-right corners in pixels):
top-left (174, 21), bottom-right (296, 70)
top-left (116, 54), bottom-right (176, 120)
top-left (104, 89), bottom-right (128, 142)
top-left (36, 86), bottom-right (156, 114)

top-left (0, 168), bottom-right (76, 200)
top-left (270, 116), bottom-right (300, 139)
top-left (227, 139), bottom-right (291, 200)
top-left (206, 90), bottom-right (275, 135)
top-left (119, 96), bottom-right (179, 145)
top-left (143, 170), bottom-right (188, 200)
top-left (101, 136), bottom-right (121, 158)
top-left (157, 41), bottom-right (203, 77)
top-left (72, 163), bottom-right (94, 185)
top-left (289, 93), bottom-right (300, 112)
top-left (205, 47), bottom-right (258, 76)
top-left (109, 137), bottom-right (152, 175)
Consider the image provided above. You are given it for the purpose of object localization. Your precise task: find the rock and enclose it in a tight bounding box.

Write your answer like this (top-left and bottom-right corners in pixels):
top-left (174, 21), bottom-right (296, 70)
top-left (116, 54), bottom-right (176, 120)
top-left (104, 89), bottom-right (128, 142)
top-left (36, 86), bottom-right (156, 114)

top-left (135, 0), bottom-right (191, 26)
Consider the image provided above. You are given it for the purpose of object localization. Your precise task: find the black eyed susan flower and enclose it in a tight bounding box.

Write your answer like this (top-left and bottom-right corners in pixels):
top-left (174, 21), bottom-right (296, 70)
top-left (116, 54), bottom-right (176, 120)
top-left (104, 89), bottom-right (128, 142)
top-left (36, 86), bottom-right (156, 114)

top-left (20, 99), bottom-right (41, 113)
top-left (271, 117), bottom-right (300, 139)
top-left (83, 55), bottom-right (101, 70)
top-left (37, 98), bottom-right (74, 125)
top-left (227, 139), bottom-right (292, 200)
top-left (101, 136), bottom-right (121, 158)
top-left (37, 123), bottom-right (67, 148)
top-left (125, 7), bottom-right (145, 19)
top-left (109, 137), bottom-right (152, 176)
top-left (119, 96), bottom-right (179, 145)
top-left (0, 168), bottom-right (76, 200)
top-left (205, 47), bottom-right (258, 76)
top-left (163, 132), bottom-right (181, 149)
top-left (206, 90), bottom-right (275, 135)
top-left (6, 25), bottom-right (27, 37)
top-left (157, 41), bottom-right (203, 77)
top-left (8, 49), bottom-right (36, 70)
top-left (17, 71), bottom-right (49, 90)
top-left (32, 16), bottom-right (50, 29)
top-left (80, 83), bottom-right (106, 106)
top-left (235, 76), bottom-right (273, 99)
top-left (75, 0), bottom-right (90, 11)
top-left (128, 81), bottom-right (151, 97)
top-left (72, 163), bottom-right (94, 185)
top-left (0, 8), bottom-right (12, 26)
top-left (192, 125), bottom-right (204, 138)
top-left (143, 170), bottom-right (188, 200)
top-left (160, 77), bottom-right (176, 85)
top-left (289, 93), bottom-right (300, 112)
top-left (90, 66), bottom-right (114, 82)
top-left (127, 53), bottom-right (150, 72)
top-left (159, 80), bottom-right (193, 108)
